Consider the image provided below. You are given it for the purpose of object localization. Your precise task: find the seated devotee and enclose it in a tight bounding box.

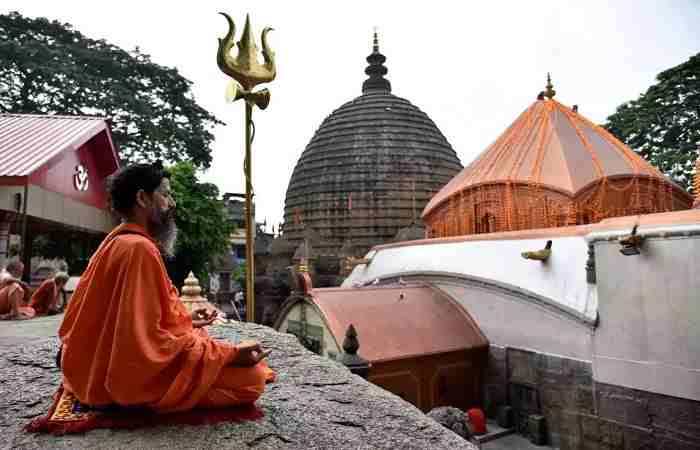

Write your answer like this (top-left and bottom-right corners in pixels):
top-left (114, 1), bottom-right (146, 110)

top-left (0, 260), bottom-right (35, 320)
top-left (30, 272), bottom-right (69, 316)
top-left (58, 162), bottom-right (274, 413)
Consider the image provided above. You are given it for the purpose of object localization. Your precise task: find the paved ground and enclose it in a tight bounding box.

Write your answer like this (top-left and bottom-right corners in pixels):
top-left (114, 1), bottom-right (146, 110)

top-left (481, 434), bottom-right (557, 450)
top-left (0, 314), bottom-right (62, 346)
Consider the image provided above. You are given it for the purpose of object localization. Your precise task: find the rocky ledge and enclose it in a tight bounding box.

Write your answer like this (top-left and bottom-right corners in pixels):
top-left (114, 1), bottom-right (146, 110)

top-left (0, 322), bottom-right (475, 449)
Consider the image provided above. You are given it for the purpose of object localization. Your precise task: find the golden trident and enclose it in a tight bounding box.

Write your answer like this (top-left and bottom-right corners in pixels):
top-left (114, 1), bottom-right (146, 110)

top-left (217, 12), bottom-right (276, 323)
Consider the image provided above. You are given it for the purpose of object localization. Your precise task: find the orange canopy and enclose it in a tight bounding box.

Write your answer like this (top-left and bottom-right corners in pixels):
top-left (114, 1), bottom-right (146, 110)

top-left (424, 99), bottom-right (677, 217)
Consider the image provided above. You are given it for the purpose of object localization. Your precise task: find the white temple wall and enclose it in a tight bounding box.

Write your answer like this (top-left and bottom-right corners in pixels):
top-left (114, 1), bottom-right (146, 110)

top-left (438, 283), bottom-right (594, 361)
top-left (343, 235), bottom-right (597, 320)
top-left (593, 233), bottom-right (700, 402)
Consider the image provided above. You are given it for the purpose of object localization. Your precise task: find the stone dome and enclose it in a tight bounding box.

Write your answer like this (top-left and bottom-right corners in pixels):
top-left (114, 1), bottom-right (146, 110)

top-left (283, 34), bottom-right (462, 255)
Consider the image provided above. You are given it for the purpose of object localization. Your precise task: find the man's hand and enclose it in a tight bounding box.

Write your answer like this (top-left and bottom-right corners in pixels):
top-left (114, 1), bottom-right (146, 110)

top-left (229, 340), bottom-right (271, 367)
top-left (191, 308), bottom-right (217, 328)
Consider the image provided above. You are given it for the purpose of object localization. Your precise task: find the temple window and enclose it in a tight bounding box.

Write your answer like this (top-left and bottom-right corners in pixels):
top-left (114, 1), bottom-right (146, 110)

top-left (287, 319), bottom-right (324, 355)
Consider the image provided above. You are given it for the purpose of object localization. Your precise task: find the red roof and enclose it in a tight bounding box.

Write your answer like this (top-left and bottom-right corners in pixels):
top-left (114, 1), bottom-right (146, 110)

top-left (0, 114), bottom-right (117, 176)
top-left (307, 282), bottom-right (488, 363)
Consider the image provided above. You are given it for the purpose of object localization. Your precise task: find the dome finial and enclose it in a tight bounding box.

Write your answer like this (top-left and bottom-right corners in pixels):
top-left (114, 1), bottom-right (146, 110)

top-left (362, 27), bottom-right (391, 93)
top-left (544, 72), bottom-right (556, 99)
top-left (373, 26), bottom-right (379, 53)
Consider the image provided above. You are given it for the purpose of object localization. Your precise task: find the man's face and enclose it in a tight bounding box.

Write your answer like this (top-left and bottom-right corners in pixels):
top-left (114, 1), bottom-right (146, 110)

top-left (148, 178), bottom-right (178, 257)
top-left (8, 264), bottom-right (23, 279)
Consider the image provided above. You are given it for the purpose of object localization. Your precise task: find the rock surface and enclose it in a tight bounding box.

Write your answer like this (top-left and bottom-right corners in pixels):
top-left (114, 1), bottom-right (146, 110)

top-left (0, 321), bottom-right (476, 449)
top-left (427, 406), bottom-right (473, 441)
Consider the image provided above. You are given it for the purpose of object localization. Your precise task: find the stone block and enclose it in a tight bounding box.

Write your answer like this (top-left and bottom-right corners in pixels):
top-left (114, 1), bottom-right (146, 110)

top-left (599, 419), bottom-right (624, 448)
top-left (582, 439), bottom-right (600, 450)
top-left (623, 425), bottom-right (652, 450)
top-left (559, 410), bottom-right (582, 439)
top-left (580, 414), bottom-right (600, 441)
top-left (596, 383), bottom-right (650, 427)
top-left (508, 348), bottom-right (539, 385)
top-left (541, 386), bottom-right (563, 410)
top-left (575, 386), bottom-right (595, 414)
top-left (559, 434), bottom-right (583, 450)
top-left (648, 392), bottom-right (700, 442)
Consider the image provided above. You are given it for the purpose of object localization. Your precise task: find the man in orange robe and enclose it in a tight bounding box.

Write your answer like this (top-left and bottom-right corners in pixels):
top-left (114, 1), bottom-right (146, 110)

top-left (30, 272), bottom-right (69, 316)
top-left (0, 260), bottom-right (35, 320)
top-left (59, 162), bottom-right (274, 413)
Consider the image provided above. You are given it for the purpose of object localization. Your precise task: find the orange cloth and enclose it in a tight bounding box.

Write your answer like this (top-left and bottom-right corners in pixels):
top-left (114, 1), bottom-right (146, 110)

top-left (30, 279), bottom-right (58, 316)
top-left (0, 282), bottom-right (35, 319)
top-left (58, 223), bottom-right (274, 413)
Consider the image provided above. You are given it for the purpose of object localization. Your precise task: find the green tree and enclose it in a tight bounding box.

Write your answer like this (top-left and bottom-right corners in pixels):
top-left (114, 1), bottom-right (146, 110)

top-left (0, 11), bottom-right (223, 169)
top-left (604, 53), bottom-right (700, 192)
top-left (168, 162), bottom-right (234, 288)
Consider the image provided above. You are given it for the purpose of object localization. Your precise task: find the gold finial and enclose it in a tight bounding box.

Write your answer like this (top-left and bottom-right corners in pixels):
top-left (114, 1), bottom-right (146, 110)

top-left (217, 12), bottom-right (275, 108)
top-left (544, 72), bottom-right (556, 99)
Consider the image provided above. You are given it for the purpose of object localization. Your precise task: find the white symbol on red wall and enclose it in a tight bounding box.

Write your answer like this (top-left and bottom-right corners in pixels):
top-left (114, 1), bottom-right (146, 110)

top-left (74, 164), bottom-right (89, 191)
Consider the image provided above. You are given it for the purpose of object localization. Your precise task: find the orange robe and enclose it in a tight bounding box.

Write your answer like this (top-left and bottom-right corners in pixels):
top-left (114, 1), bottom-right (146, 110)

top-left (58, 223), bottom-right (274, 413)
top-left (0, 282), bottom-right (35, 319)
top-left (29, 278), bottom-right (58, 316)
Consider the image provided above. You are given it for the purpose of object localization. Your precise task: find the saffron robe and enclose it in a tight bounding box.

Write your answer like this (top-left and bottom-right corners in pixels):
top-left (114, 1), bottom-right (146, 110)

top-left (30, 278), bottom-right (59, 316)
top-left (58, 223), bottom-right (274, 413)
top-left (0, 282), bottom-right (35, 319)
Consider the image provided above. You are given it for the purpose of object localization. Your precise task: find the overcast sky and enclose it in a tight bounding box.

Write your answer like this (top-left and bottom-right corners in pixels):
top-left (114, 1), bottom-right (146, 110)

top-left (3, 1), bottom-right (700, 230)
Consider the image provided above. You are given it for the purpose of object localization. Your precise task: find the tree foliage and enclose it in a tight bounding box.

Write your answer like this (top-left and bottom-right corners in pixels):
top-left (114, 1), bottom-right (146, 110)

top-left (0, 11), bottom-right (223, 168)
top-left (604, 53), bottom-right (700, 192)
top-left (168, 162), bottom-right (234, 288)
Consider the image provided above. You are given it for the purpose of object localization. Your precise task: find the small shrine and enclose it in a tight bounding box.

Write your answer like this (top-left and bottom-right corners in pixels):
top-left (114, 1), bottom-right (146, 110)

top-left (180, 271), bottom-right (222, 316)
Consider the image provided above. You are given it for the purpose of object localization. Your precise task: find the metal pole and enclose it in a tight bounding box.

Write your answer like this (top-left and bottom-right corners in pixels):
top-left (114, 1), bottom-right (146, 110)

top-left (20, 182), bottom-right (29, 280)
top-left (244, 101), bottom-right (255, 322)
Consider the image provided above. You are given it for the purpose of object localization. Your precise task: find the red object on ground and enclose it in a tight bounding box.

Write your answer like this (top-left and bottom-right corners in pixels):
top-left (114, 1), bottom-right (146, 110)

top-left (467, 408), bottom-right (487, 435)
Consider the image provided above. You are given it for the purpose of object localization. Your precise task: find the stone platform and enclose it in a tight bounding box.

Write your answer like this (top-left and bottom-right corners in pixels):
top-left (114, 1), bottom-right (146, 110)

top-left (0, 316), bottom-right (476, 449)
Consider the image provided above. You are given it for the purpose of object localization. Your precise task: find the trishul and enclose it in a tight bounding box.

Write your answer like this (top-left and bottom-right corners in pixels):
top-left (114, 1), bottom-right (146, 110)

top-left (216, 12), bottom-right (276, 323)
top-left (217, 13), bottom-right (276, 109)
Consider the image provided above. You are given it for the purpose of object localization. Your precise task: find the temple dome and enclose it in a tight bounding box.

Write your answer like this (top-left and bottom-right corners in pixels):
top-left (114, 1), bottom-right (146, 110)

top-left (423, 79), bottom-right (693, 237)
top-left (283, 34), bottom-right (462, 255)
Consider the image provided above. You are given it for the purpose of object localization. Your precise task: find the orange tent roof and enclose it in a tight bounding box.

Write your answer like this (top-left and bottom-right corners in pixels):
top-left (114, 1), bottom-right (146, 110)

top-left (424, 98), bottom-right (672, 217)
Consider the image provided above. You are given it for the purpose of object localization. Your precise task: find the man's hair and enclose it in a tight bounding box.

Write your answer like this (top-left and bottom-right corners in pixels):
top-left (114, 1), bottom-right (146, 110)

top-left (54, 272), bottom-right (69, 284)
top-left (106, 162), bottom-right (170, 216)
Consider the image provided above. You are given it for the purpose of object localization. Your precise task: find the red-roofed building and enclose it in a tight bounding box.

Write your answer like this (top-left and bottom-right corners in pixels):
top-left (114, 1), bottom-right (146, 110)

top-left (274, 281), bottom-right (489, 412)
top-left (0, 114), bottom-right (120, 275)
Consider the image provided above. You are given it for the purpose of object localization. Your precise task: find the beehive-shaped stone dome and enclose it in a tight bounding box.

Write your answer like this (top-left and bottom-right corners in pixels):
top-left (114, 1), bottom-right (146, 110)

top-left (283, 34), bottom-right (462, 255)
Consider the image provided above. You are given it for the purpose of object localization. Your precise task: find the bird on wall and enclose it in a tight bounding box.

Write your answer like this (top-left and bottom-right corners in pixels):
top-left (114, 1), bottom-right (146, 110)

top-left (521, 240), bottom-right (553, 262)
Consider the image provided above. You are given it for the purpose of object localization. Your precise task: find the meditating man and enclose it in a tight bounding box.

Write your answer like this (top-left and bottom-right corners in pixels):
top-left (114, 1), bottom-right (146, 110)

top-left (30, 272), bottom-right (69, 316)
top-left (0, 260), bottom-right (35, 320)
top-left (59, 162), bottom-right (274, 413)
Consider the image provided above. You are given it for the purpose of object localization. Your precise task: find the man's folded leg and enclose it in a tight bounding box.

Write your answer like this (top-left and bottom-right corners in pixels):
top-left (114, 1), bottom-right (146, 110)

top-left (196, 361), bottom-right (275, 408)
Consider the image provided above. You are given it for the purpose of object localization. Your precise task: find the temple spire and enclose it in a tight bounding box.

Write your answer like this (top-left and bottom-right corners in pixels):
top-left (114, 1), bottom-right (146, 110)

top-left (544, 72), bottom-right (556, 99)
top-left (362, 28), bottom-right (391, 93)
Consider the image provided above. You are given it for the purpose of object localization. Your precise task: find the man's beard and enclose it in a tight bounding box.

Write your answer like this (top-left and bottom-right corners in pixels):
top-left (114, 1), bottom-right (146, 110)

top-left (150, 208), bottom-right (178, 258)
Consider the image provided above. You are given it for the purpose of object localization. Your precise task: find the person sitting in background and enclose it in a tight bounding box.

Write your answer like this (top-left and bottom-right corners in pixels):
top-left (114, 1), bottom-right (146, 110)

top-left (59, 162), bottom-right (274, 413)
top-left (0, 260), bottom-right (35, 320)
top-left (30, 272), bottom-right (69, 316)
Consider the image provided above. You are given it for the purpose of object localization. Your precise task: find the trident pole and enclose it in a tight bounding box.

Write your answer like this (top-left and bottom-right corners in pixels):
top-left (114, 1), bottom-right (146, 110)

top-left (216, 12), bottom-right (276, 323)
top-left (244, 101), bottom-right (255, 322)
